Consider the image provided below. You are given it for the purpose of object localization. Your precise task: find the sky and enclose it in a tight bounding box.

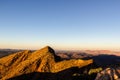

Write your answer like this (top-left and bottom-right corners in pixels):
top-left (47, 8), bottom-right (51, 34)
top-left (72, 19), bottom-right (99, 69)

top-left (0, 0), bottom-right (120, 50)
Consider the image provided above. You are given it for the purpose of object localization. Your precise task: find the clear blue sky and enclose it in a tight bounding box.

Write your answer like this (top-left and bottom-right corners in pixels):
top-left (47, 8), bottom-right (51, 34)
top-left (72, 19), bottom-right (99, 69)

top-left (0, 0), bottom-right (120, 50)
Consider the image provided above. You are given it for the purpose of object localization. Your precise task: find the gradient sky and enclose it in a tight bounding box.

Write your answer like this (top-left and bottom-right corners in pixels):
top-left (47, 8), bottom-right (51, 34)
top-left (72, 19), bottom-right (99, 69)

top-left (0, 0), bottom-right (120, 50)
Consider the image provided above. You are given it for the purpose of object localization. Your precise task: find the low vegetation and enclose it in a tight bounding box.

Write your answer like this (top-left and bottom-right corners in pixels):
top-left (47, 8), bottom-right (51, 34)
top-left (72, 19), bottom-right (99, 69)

top-left (88, 67), bottom-right (102, 75)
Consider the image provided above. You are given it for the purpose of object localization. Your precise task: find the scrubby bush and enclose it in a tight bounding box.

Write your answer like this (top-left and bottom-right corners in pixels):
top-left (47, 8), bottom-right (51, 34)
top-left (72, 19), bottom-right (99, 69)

top-left (88, 67), bottom-right (102, 75)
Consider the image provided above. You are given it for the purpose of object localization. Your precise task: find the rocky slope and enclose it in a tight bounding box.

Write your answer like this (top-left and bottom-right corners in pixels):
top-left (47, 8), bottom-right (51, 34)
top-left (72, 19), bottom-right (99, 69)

top-left (95, 67), bottom-right (120, 80)
top-left (0, 46), bottom-right (93, 80)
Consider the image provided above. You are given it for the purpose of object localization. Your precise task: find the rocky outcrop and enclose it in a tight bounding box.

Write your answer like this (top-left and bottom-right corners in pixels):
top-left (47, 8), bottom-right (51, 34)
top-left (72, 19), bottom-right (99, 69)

top-left (95, 67), bottom-right (120, 80)
top-left (0, 46), bottom-right (93, 80)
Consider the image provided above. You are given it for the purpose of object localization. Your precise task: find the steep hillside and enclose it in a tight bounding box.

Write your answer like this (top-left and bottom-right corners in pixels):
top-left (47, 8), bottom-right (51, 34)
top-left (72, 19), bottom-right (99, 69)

top-left (0, 46), bottom-right (93, 80)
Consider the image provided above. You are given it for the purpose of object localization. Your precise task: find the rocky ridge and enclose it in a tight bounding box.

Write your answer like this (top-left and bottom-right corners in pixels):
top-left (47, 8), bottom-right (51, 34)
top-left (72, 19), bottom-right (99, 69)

top-left (0, 46), bottom-right (93, 80)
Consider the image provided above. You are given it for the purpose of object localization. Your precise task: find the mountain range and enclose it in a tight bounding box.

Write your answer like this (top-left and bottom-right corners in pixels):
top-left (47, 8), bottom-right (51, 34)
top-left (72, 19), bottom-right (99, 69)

top-left (0, 46), bottom-right (93, 80)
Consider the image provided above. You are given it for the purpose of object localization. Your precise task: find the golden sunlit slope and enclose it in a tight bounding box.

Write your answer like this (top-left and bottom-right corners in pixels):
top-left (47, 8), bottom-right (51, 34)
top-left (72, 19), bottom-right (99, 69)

top-left (0, 46), bottom-right (93, 80)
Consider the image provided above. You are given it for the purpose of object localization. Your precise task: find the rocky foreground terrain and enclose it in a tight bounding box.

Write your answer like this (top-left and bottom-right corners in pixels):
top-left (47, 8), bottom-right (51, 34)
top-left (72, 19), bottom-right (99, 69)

top-left (0, 46), bottom-right (120, 80)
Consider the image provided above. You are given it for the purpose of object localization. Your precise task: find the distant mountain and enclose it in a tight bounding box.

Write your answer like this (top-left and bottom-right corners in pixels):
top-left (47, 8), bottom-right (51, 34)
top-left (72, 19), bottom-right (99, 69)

top-left (83, 50), bottom-right (120, 57)
top-left (0, 49), bottom-right (23, 58)
top-left (0, 46), bottom-right (93, 80)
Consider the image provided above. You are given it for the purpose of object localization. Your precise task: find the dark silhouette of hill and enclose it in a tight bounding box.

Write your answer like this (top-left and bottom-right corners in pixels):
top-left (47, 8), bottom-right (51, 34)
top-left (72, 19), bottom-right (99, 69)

top-left (82, 54), bottom-right (120, 68)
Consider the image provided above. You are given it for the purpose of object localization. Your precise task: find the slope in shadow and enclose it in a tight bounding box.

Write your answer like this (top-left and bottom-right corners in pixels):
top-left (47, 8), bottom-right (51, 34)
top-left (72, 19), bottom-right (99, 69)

top-left (7, 66), bottom-right (97, 80)
top-left (82, 54), bottom-right (120, 67)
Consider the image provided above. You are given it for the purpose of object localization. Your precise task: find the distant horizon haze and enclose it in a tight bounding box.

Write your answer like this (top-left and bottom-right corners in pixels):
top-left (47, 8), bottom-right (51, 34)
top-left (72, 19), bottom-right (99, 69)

top-left (0, 45), bottom-right (120, 51)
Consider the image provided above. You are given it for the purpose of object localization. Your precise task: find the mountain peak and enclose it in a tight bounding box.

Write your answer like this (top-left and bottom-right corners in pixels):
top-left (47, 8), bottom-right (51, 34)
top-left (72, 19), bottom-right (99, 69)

top-left (42, 46), bottom-right (55, 53)
top-left (35, 46), bottom-right (55, 55)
